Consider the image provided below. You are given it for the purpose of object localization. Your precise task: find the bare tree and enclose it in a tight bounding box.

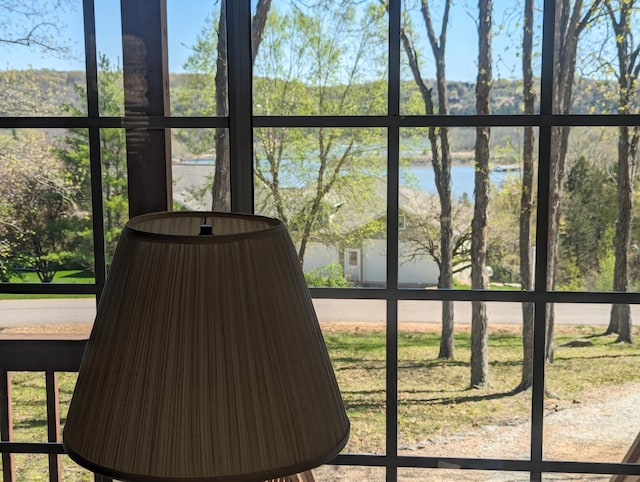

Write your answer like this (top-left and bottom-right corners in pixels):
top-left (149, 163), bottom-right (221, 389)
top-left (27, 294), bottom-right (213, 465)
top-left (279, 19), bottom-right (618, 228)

top-left (401, 0), bottom-right (456, 359)
top-left (516, 0), bottom-right (536, 392)
top-left (402, 194), bottom-right (473, 278)
top-left (0, 0), bottom-right (73, 55)
top-left (470, 0), bottom-right (492, 388)
top-left (545, 0), bottom-right (601, 362)
top-left (604, 0), bottom-right (639, 343)
top-left (253, 2), bottom-right (387, 267)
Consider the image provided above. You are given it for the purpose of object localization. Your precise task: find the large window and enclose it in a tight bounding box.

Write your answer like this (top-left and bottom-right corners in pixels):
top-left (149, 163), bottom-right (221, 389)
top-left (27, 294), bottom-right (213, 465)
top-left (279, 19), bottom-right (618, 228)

top-left (1, 1), bottom-right (640, 481)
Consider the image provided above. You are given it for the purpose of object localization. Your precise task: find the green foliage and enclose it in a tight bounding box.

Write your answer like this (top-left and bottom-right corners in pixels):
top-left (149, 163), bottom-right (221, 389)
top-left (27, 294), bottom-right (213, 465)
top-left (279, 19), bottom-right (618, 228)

top-left (57, 55), bottom-right (128, 264)
top-left (0, 57), bottom-right (129, 281)
top-left (487, 175), bottom-right (528, 284)
top-left (0, 238), bottom-right (12, 282)
top-left (251, 3), bottom-right (388, 263)
top-left (0, 130), bottom-right (88, 282)
top-left (0, 69), bottom-right (84, 116)
top-left (173, 7), bottom-right (220, 156)
top-left (592, 251), bottom-right (616, 292)
top-left (304, 263), bottom-right (348, 287)
top-left (557, 156), bottom-right (616, 290)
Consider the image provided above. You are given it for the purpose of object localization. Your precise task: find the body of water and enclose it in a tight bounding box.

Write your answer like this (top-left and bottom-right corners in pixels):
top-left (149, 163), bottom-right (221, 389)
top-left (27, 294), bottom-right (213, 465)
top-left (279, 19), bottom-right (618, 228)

top-left (175, 158), bottom-right (520, 196)
top-left (403, 164), bottom-right (520, 197)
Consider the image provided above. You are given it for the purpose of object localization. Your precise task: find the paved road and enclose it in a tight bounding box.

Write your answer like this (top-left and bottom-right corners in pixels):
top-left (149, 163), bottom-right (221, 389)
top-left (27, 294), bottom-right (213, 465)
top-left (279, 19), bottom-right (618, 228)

top-left (1, 298), bottom-right (638, 328)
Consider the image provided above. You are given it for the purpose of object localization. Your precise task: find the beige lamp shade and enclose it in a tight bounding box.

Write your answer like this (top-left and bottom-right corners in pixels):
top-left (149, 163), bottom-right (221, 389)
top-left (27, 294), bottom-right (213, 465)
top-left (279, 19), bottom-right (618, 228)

top-left (63, 211), bottom-right (349, 481)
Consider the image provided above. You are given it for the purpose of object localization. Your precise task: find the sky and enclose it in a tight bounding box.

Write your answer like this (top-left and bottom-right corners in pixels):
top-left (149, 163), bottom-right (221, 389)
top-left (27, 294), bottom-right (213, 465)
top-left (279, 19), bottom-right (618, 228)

top-left (0, 0), bottom-right (541, 83)
top-left (0, 0), bottom-right (214, 74)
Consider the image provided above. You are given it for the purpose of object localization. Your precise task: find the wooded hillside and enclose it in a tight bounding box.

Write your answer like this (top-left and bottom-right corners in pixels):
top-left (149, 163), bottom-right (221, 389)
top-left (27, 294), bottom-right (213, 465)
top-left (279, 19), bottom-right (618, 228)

top-left (0, 68), bottom-right (616, 117)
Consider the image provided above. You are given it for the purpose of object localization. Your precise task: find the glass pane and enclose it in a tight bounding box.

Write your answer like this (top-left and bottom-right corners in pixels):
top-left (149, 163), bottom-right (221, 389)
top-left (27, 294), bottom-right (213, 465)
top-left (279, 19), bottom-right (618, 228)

top-left (0, 295), bottom-right (95, 332)
top-left (253, 0), bottom-right (388, 116)
top-left (544, 303), bottom-right (640, 464)
top-left (398, 301), bottom-right (531, 459)
top-left (555, 126), bottom-right (638, 293)
top-left (62, 454), bottom-right (95, 481)
top-left (95, 0), bottom-right (123, 68)
top-left (315, 465), bottom-right (386, 481)
top-left (254, 127), bottom-right (387, 287)
top-left (13, 454), bottom-right (49, 481)
top-left (0, 128), bottom-right (96, 284)
top-left (399, 468), bottom-right (529, 481)
top-left (94, 0), bottom-right (124, 116)
top-left (9, 372), bottom-right (48, 443)
top-left (318, 302), bottom-right (386, 454)
top-left (400, 127), bottom-right (538, 290)
top-left (167, 0), bottom-right (223, 117)
top-left (0, 0), bottom-right (87, 116)
top-left (400, 0), bottom-right (542, 115)
top-left (569, 1), bottom-right (640, 115)
top-left (99, 128), bottom-right (128, 264)
top-left (399, 300), bottom-right (529, 326)
top-left (171, 128), bottom-right (225, 211)
top-left (96, 55), bottom-right (124, 117)
top-left (542, 473), bottom-right (617, 481)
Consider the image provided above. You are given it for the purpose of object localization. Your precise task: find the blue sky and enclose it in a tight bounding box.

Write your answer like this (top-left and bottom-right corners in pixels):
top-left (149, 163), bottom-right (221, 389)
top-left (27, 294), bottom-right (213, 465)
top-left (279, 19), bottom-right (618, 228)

top-left (0, 0), bottom-right (214, 73)
top-left (0, 0), bottom-right (540, 82)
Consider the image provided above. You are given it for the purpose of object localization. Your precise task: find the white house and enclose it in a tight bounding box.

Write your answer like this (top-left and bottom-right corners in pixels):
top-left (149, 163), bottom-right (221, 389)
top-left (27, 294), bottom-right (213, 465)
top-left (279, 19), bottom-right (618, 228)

top-left (300, 185), bottom-right (446, 288)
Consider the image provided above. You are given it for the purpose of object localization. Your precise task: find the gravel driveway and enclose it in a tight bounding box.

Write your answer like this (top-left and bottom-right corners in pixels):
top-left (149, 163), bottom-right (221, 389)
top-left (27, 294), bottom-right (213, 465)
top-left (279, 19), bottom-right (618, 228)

top-left (317, 382), bottom-right (640, 481)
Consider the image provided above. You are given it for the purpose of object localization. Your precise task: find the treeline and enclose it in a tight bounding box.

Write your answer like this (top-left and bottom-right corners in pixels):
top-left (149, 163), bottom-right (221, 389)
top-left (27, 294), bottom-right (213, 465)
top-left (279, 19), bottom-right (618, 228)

top-left (0, 68), bottom-right (619, 117)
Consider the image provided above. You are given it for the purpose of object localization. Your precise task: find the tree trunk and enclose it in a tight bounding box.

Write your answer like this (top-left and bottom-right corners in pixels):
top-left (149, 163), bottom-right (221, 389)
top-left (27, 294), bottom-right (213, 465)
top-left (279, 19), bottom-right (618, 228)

top-left (212, 0), bottom-right (272, 212)
top-left (401, 0), bottom-right (455, 359)
top-left (470, 0), bottom-right (492, 389)
top-left (609, 126), bottom-right (634, 343)
top-left (213, 2), bottom-right (230, 211)
top-left (605, 0), bottom-right (636, 343)
top-left (517, 0), bottom-right (536, 392)
top-left (545, 0), bottom-right (600, 362)
top-left (435, 122), bottom-right (454, 359)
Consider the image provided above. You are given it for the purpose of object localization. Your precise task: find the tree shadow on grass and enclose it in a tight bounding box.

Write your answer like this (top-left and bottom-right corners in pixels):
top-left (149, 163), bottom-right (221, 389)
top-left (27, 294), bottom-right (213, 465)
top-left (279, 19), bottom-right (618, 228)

top-left (397, 388), bottom-right (521, 407)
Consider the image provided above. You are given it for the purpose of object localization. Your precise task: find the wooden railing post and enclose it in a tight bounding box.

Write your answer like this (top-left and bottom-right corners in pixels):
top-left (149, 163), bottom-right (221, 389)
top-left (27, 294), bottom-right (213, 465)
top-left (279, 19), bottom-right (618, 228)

top-left (1, 370), bottom-right (15, 482)
top-left (45, 371), bottom-right (61, 481)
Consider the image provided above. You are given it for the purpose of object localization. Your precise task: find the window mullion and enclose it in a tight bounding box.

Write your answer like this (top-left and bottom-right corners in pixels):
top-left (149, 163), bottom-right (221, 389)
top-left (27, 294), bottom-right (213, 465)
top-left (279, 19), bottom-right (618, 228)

top-left (226, 0), bottom-right (254, 214)
top-left (82, 0), bottom-right (106, 299)
top-left (386, 1), bottom-right (401, 480)
top-left (530, 0), bottom-right (558, 474)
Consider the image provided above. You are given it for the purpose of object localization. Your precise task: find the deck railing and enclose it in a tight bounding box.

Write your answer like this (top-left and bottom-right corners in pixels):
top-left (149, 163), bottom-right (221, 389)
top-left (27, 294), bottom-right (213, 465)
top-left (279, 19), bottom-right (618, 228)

top-left (0, 335), bottom-right (318, 482)
top-left (0, 335), bottom-right (113, 482)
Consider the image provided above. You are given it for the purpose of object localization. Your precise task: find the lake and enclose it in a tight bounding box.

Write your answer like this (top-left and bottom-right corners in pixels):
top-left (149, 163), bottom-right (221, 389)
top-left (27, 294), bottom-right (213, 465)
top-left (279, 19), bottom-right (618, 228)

top-left (403, 164), bottom-right (520, 197)
top-left (176, 158), bottom-right (520, 196)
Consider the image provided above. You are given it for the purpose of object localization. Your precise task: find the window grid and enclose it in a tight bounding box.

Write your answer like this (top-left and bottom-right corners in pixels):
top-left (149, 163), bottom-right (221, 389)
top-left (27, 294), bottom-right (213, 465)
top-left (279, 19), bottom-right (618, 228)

top-left (0, 0), bottom-right (640, 481)
top-left (82, 0), bottom-right (107, 298)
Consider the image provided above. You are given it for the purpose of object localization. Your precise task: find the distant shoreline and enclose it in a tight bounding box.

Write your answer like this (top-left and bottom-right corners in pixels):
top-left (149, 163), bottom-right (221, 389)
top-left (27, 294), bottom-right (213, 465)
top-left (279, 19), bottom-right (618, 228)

top-left (172, 155), bottom-right (521, 170)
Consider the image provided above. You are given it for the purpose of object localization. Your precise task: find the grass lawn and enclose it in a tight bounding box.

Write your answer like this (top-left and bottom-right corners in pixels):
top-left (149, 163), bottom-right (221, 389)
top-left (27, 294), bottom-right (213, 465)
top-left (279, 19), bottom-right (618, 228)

top-left (324, 323), bottom-right (640, 454)
top-left (4, 324), bottom-right (640, 480)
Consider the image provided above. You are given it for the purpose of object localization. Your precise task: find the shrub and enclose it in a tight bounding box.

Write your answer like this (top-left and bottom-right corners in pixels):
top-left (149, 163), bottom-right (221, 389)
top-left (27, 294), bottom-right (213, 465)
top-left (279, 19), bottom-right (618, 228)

top-left (304, 263), bottom-right (348, 287)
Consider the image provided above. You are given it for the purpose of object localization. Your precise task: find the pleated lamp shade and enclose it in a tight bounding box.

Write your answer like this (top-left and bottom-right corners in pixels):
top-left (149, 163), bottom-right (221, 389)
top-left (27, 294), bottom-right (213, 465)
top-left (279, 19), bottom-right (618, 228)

top-left (63, 211), bottom-right (349, 481)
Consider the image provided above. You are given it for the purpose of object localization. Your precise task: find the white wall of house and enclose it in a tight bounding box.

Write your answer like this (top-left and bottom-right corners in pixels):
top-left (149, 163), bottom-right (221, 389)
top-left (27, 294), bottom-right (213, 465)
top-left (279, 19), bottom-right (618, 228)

top-left (301, 239), bottom-right (439, 287)
top-left (363, 239), bottom-right (386, 285)
top-left (398, 242), bottom-right (439, 286)
top-left (361, 240), bottom-right (439, 287)
top-left (302, 242), bottom-right (339, 272)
